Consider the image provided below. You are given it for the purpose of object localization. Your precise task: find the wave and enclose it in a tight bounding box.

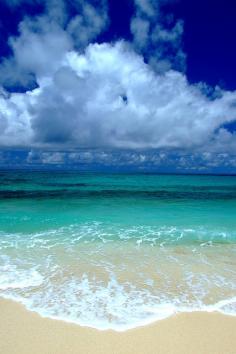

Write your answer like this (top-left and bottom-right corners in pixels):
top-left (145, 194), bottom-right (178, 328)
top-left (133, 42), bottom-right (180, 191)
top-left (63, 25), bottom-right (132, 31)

top-left (0, 223), bottom-right (236, 246)
top-left (0, 274), bottom-right (236, 331)
top-left (0, 222), bottom-right (236, 331)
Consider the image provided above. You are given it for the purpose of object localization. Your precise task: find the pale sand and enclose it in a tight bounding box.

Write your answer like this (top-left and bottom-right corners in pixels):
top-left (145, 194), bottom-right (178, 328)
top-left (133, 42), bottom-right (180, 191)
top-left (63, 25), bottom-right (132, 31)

top-left (0, 299), bottom-right (236, 354)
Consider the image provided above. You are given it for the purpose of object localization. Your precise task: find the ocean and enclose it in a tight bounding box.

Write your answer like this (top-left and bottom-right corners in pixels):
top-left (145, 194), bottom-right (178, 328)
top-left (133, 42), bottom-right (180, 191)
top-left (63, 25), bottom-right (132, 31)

top-left (0, 171), bottom-right (235, 331)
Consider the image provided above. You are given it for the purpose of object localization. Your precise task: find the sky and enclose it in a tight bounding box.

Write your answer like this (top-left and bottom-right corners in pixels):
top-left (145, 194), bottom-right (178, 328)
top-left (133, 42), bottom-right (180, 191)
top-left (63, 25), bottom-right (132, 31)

top-left (0, 0), bottom-right (236, 173)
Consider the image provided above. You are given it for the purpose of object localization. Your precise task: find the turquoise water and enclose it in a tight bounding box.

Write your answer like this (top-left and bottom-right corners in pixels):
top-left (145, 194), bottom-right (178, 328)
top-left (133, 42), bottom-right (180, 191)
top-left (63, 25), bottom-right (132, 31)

top-left (0, 171), bottom-right (236, 330)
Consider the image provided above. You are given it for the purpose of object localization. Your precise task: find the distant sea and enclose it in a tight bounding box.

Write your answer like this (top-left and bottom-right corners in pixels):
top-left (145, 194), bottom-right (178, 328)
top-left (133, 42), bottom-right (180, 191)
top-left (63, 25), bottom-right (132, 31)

top-left (0, 171), bottom-right (236, 331)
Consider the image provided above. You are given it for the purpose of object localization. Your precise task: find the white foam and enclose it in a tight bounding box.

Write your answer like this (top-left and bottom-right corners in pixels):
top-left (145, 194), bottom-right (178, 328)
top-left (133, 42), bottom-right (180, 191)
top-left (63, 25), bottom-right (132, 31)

top-left (0, 265), bottom-right (44, 290)
top-left (0, 223), bottom-right (236, 331)
top-left (1, 291), bottom-right (236, 332)
top-left (0, 266), bottom-right (236, 331)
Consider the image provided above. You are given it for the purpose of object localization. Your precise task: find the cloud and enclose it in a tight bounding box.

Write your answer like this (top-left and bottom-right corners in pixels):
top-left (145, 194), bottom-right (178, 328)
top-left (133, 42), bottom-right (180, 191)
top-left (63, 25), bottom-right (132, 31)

top-left (1, 148), bottom-right (236, 173)
top-left (2, 0), bottom-right (42, 6)
top-left (0, 0), bottom-right (109, 89)
top-left (2, 0), bottom-right (108, 40)
top-left (0, 0), bottom-right (236, 166)
top-left (67, 1), bottom-right (109, 49)
top-left (130, 17), bottom-right (150, 49)
top-left (0, 15), bottom-right (72, 90)
top-left (27, 150), bottom-right (65, 164)
top-left (131, 0), bottom-right (186, 72)
top-left (1, 37), bottom-right (236, 152)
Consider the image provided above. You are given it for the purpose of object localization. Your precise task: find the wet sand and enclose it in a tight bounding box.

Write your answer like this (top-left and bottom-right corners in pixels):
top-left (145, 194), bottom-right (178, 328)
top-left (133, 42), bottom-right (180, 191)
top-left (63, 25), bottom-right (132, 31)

top-left (0, 299), bottom-right (236, 354)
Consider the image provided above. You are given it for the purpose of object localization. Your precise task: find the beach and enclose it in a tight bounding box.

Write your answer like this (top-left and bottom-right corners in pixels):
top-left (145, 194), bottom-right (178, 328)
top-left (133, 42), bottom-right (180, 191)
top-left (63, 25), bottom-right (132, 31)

top-left (1, 0), bottom-right (236, 350)
top-left (1, 298), bottom-right (236, 354)
top-left (0, 171), bottom-right (236, 351)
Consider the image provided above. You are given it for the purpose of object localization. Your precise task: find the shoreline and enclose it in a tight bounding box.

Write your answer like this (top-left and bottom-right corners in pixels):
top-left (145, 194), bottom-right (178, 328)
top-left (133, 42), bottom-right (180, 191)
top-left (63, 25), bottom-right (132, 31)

top-left (1, 294), bottom-right (236, 332)
top-left (1, 298), bottom-right (236, 354)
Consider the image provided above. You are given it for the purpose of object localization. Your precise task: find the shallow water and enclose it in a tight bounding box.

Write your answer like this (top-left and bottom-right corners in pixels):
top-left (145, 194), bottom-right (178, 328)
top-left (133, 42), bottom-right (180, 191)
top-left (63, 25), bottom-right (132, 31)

top-left (0, 171), bottom-right (236, 330)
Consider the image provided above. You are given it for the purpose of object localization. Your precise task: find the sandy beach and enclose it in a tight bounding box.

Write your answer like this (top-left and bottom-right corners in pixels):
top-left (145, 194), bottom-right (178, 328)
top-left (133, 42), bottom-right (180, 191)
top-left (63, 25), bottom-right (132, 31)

top-left (0, 299), bottom-right (236, 354)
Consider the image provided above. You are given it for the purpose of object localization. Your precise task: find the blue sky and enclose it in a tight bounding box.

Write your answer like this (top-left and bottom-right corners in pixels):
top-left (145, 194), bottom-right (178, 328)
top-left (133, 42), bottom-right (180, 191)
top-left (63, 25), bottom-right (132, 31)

top-left (0, 0), bottom-right (236, 172)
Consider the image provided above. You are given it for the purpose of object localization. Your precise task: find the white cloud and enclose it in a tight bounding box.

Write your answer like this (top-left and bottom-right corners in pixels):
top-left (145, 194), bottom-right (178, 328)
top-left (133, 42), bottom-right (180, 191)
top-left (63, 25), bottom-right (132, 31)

top-left (0, 39), bottom-right (236, 152)
top-left (11, 19), bottom-right (72, 77)
top-left (0, 0), bottom-right (236, 158)
top-left (134, 0), bottom-right (157, 18)
top-left (67, 2), bottom-right (109, 49)
top-left (21, 149), bottom-right (236, 172)
top-left (0, 17), bottom-right (72, 89)
top-left (131, 17), bottom-right (150, 49)
top-left (27, 150), bottom-right (65, 164)
top-left (131, 0), bottom-right (186, 72)
top-left (0, 0), bottom-right (109, 89)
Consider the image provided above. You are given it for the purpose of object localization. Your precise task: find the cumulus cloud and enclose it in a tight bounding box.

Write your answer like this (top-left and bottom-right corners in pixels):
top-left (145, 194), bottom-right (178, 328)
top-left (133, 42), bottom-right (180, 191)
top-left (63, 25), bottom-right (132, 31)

top-left (0, 0), bottom-right (236, 163)
top-left (0, 0), bottom-right (108, 89)
top-left (1, 38), bottom-right (236, 152)
top-left (0, 18), bottom-right (73, 90)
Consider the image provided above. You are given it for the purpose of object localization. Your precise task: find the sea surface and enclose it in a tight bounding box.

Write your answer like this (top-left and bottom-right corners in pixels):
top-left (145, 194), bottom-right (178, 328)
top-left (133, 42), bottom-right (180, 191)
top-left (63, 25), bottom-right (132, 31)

top-left (0, 171), bottom-right (236, 331)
